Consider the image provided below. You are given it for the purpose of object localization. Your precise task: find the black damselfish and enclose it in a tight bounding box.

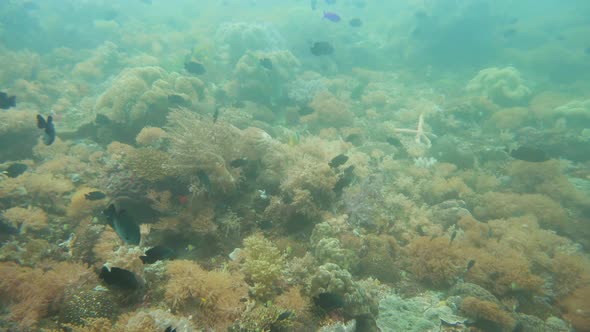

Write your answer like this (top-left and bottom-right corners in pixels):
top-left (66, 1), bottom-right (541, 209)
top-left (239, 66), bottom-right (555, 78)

top-left (85, 191), bottom-right (107, 201)
top-left (140, 245), bottom-right (175, 264)
top-left (509, 146), bottom-right (550, 162)
top-left (99, 266), bottom-right (139, 290)
top-left (36, 114), bottom-right (56, 145)
top-left (103, 204), bottom-right (141, 245)
top-left (310, 41), bottom-right (334, 56)
top-left (0, 91), bottom-right (16, 109)
top-left (329, 154), bottom-right (348, 168)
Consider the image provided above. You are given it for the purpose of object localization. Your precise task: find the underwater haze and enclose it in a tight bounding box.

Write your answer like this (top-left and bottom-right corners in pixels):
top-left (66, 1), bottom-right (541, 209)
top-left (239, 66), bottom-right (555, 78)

top-left (1, 0), bottom-right (590, 331)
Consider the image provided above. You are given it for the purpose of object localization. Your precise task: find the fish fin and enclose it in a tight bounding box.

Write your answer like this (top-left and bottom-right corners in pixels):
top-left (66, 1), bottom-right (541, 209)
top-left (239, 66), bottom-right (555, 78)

top-left (47, 115), bottom-right (53, 125)
top-left (36, 114), bottom-right (46, 129)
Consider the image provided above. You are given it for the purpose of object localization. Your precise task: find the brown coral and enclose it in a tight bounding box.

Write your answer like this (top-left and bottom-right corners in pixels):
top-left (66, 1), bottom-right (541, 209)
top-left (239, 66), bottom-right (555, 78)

top-left (0, 261), bottom-right (91, 329)
top-left (2, 206), bottom-right (48, 233)
top-left (404, 236), bottom-right (462, 287)
top-left (461, 296), bottom-right (516, 330)
top-left (164, 260), bottom-right (248, 329)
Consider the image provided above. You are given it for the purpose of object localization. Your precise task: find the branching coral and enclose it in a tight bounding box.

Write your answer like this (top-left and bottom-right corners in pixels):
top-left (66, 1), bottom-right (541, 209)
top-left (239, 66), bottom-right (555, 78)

top-left (302, 91), bottom-right (355, 129)
top-left (1, 205), bottom-right (48, 233)
top-left (0, 261), bottom-right (91, 329)
top-left (241, 233), bottom-right (286, 300)
top-left (164, 108), bottom-right (243, 192)
top-left (124, 147), bottom-right (173, 183)
top-left (404, 237), bottom-right (463, 287)
top-left (466, 66), bottom-right (531, 106)
top-left (164, 260), bottom-right (248, 329)
top-left (473, 191), bottom-right (568, 231)
top-left (461, 296), bottom-right (516, 330)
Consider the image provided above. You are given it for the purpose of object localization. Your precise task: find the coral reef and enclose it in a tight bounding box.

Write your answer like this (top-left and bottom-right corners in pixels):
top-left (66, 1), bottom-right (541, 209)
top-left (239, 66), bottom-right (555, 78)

top-left (215, 22), bottom-right (285, 66)
top-left (164, 259), bottom-right (247, 329)
top-left (466, 66), bottom-right (531, 106)
top-left (241, 233), bottom-right (286, 300)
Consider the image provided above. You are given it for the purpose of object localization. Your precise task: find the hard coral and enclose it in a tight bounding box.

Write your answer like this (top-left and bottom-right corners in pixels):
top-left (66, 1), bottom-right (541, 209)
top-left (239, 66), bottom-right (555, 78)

top-left (242, 233), bottom-right (286, 300)
top-left (404, 237), bottom-right (462, 287)
top-left (2, 205), bottom-right (48, 233)
top-left (466, 66), bottom-right (531, 106)
top-left (303, 91), bottom-right (355, 129)
top-left (0, 261), bottom-right (91, 329)
top-left (164, 260), bottom-right (247, 329)
top-left (558, 285), bottom-right (590, 332)
top-left (461, 296), bottom-right (516, 330)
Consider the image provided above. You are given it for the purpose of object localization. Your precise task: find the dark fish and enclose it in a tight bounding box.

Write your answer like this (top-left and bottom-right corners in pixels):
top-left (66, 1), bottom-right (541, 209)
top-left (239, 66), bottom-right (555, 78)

top-left (213, 108), bottom-right (220, 123)
top-left (466, 259), bottom-right (476, 272)
top-left (310, 41), bottom-right (334, 56)
top-left (196, 170), bottom-right (212, 192)
top-left (259, 58), bottom-right (273, 70)
top-left (36, 114), bottom-right (55, 145)
top-left (509, 146), bottom-right (550, 162)
top-left (140, 245), bottom-right (175, 264)
top-left (230, 158), bottom-right (248, 168)
top-left (4, 163), bottom-right (28, 178)
top-left (164, 327), bottom-right (177, 332)
top-left (350, 82), bottom-right (368, 100)
top-left (0, 92), bottom-right (16, 109)
top-left (349, 18), bottom-right (362, 27)
top-left (314, 292), bottom-right (345, 311)
top-left (85, 191), bottom-right (107, 201)
top-left (168, 94), bottom-right (190, 107)
top-left (503, 28), bottom-right (517, 38)
top-left (298, 105), bottom-right (315, 115)
top-left (329, 154), bottom-right (348, 168)
top-left (277, 310), bottom-right (293, 321)
top-left (103, 204), bottom-right (141, 245)
top-left (333, 165), bottom-right (355, 195)
top-left (386, 136), bottom-right (403, 148)
top-left (95, 113), bottom-right (112, 125)
top-left (416, 225), bottom-right (426, 236)
top-left (99, 266), bottom-right (139, 290)
top-left (323, 11), bottom-right (341, 22)
top-left (449, 230), bottom-right (457, 244)
top-left (415, 10), bottom-right (428, 19)
top-left (184, 57), bottom-right (206, 75)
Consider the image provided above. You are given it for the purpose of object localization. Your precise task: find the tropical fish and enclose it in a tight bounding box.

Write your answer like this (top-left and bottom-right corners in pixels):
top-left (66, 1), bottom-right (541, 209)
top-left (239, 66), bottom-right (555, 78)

top-left (196, 170), bottom-right (212, 193)
top-left (333, 165), bottom-right (355, 195)
top-left (140, 245), bottom-right (175, 264)
top-left (259, 58), bottom-right (273, 70)
top-left (85, 191), bottom-right (107, 201)
top-left (466, 259), bottom-right (476, 272)
top-left (314, 292), bottom-right (345, 311)
top-left (0, 92), bottom-right (16, 109)
top-left (165, 326), bottom-right (177, 332)
top-left (230, 158), bottom-right (248, 168)
top-left (349, 18), bottom-right (362, 27)
top-left (3, 163), bottom-right (28, 178)
top-left (298, 105), bottom-right (315, 116)
top-left (323, 11), bottom-right (341, 22)
top-left (329, 154), bottom-right (348, 168)
top-left (310, 41), bottom-right (334, 56)
top-left (449, 230), bottom-right (457, 244)
top-left (509, 146), bottom-right (550, 162)
top-left (99, 266), bottom-right (139, 290)
top-left (36, 114), bottom-right (56, 145)
top-left (102, 204), bottom-right (141, 245)
top-left (213, 108), bottom-right (220, 123)
top-left (184, 56), bottom-right (206, 75)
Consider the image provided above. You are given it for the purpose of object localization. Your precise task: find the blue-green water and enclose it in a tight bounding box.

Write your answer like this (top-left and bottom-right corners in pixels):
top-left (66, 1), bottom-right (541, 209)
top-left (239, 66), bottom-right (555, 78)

top-left (0, 1), bottom-right (589, 331)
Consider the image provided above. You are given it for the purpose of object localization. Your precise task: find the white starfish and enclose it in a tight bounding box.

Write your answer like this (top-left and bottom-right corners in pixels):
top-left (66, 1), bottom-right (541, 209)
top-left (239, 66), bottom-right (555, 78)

top-left (393, 113), bottom-right (436, 148)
